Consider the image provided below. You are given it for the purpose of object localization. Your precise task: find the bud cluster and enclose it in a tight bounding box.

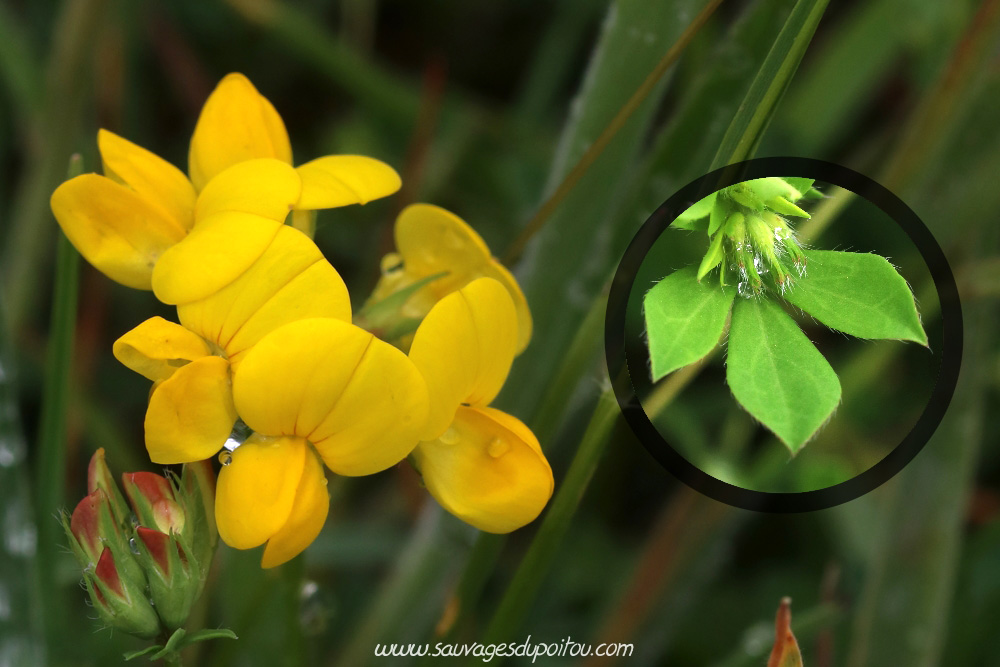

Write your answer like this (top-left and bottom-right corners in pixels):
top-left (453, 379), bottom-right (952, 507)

top-left (691, 177), bottom-right (816, 298)
top-left (61, 449), bottom-right (217, 638)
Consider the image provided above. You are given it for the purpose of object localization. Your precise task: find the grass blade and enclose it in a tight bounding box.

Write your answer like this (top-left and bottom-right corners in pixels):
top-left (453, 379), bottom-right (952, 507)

top-left (710, 0), bottom-right (830, 168)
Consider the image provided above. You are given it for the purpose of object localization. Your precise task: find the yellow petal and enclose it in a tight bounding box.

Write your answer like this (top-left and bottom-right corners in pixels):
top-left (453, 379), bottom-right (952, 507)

top-left (189, 72), bottom-right (292, 191)
top-left (394, 203), bottom-right (491, 284)
top-left (51, 174), bottom-right (187, 289)
top-left (112, 316), bottom-right (211, 382)
top-left (413, 406), bottom-right (553, 533)
top-left (215, 434), bottom-right (306, 549)
top-left (98, 129), bottom-right (196, 231)
top-left (232, 318), bottom-right (428, 476)
top-left (295, 155), bottom-right (401, 210)
top-left (151, 210), bottom-right (281, 305)
top-left (175, 225), bottom-right (350, 360)
top-left (261, 447), bottom-right (329, 568)
top-left (144, 356), bottom-right (237, 464)
top-left (194, 158), bottom-right (301, 223)
top-left (482, 259), bottom-right (532, 354)
top-left (409, 277), bottom-right (517, 440)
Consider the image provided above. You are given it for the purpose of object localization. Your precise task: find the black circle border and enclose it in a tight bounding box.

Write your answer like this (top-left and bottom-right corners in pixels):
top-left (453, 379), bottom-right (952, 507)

top-left (605, 157), bottom-right (963, 512)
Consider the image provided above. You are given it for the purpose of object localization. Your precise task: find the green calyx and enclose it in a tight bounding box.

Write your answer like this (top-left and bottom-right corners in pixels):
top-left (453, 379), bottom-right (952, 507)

top-left (679, 177), bottom-right (815, 297)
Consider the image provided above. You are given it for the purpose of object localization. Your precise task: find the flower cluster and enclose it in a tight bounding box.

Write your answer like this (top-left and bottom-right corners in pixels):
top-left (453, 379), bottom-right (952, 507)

top-left (674, 177), bottom-right (819, 297)
top-left (53, 73), bottom-right (552, 568)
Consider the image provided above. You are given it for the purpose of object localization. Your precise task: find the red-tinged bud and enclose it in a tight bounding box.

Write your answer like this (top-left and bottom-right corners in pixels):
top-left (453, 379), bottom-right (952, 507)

top-left (84, 547), bottom-right (161, 639)
top-left (135, 526), bottom-right (199, 630)
top-left (123, 471), bottom-right (186, 535)
top-left (68, 490), bottom-right (107, 564)
top-left (87, 448), bottom-right (131, 525)
top-left (137, 526), bottom-right (172, 575)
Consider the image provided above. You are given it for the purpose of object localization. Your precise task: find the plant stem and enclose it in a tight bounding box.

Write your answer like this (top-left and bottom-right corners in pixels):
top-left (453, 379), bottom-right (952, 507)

top-left (34, 155), bottom-right (83, 652)
top-left (478, 390), bottom-right (620, 655)
top-left (710, 0), bottom-right (830, 169)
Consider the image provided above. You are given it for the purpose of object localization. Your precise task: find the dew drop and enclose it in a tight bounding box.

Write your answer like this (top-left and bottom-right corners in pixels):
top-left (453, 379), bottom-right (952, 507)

top-left (737, 281), bottom-right (751, 298)
top-left (128, 537), bottom-right (140, 555)
top-left (218, 450), bottom-right (233, 466)
top-left (439, 427), bottom-right (460, 445)
top-left (487, 438), bottom-right (510, 458)
top-left (753, 255), bottom-right (768, 274)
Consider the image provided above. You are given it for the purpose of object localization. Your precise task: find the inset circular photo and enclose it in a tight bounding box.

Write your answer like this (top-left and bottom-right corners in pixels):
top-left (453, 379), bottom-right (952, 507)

top-left (607, 158), bottom-right (962, 512)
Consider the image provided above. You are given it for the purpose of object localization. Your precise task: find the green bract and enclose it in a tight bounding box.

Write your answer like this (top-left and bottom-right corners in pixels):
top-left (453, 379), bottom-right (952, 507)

top-left (644, 177), bottom-right (927, 454)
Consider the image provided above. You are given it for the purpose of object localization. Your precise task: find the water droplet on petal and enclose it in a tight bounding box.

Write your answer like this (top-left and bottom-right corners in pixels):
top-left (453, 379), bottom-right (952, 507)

top-left (439, 427), bottom-right (460, 445)
top-left (487, 438), bottom-right (510, 458)
top-left (218, 450), bottom-right (233, 466)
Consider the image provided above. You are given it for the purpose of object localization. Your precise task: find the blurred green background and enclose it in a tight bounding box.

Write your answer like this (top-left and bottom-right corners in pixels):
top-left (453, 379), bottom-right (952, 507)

top-left (1, 0), bottom-right (998, 665)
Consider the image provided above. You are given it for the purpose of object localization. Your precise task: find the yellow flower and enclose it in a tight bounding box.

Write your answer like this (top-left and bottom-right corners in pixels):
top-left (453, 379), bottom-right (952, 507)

top-left (51, 72), bottom-right (401, 290)
top-left (218, 317), bottom-right (429, 567)
top-left (370, 204), bottom-right (532, 353)
top-left (407, 277), bottom-right (553, 533)
top-left (113, 207), bottom-right (350, 465)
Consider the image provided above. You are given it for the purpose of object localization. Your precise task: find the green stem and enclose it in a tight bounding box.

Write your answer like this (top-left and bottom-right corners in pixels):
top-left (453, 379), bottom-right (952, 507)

top-left (34, 156), bottom-right (82, 651)
top-left (710, 0), bottom-right (830, 169)
top-left (478, 390), bottom-right (620, 654)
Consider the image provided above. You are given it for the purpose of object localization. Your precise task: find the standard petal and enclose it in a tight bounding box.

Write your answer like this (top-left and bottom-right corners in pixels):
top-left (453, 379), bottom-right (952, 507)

top-left (98, 129), bottom-right (196, 231)
top-left (232, 318), bottom-right (428, 476)
top-left (412, 406), bottom-right (553, 534)
top-left (215, 434), bottom-right (306, 550)
top-left (394, 203), bottom-right (491, 284)
top-left (151, 210), bottom-right (281, 305)
top-left (175, 225), bottom-right (350, 361)
top-left (194, 158), bottom-right (302, 223)
top-left (144, 356), bottom-right (237, 464)
top-left (189, 72), bottom-right (292, 191)
top-left (112, 316), bottom-right (211, 382)
top-left (260, 448), bottom-right (329, 568)
top-left (295, 155), bottom-right (401, 210)
top-left (51, 174), bottom-right (187, 289)
top-left (409, 277), bottom-right (517, 440)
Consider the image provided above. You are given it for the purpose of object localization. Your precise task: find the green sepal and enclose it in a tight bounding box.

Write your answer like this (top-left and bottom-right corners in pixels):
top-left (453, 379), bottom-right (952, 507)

top-left (697, 232), bottom-right (725, 282)
top-left (767, 195), bottom-right (811, 218)
top-left (358, 270), bottom-right (447, 325)
top-left (727, 297), bottom-right (841, 455)
top-left (708, 198), bottom-right (728, 235)
top-left (644, 267), bottom-right (735, 381)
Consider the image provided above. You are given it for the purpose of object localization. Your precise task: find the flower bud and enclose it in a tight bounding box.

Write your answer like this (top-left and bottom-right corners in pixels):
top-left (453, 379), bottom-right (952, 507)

top-left (87, 448), bottom-right (131, 526)
top-left (83, 547), bottom-right (162, 639)
top-left (133, 526), bottom-right (199, 630)
top-left (123, 471), bottom-right (186, 535)
top-left (697, 231), bottom-right (725, 282)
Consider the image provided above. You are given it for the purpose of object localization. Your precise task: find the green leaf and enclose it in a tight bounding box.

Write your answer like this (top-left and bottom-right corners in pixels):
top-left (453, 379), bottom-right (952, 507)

top-left (123, 646), bottom-right (162, 661)
top-left (644, 268), bottom-right (735, 381)
top-left (782, 177), bottom-right (815, 198)
top-left (783, 249), bottom-right (928, 345)
top-left (676, 192), bottom-right (716, 222)
top-left (183, 628), bottom-right (239, 645)
top-left (727, 297), bottom-right (841, 454)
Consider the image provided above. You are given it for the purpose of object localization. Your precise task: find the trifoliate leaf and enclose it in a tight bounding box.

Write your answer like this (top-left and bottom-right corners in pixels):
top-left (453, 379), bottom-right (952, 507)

top-left (727, 297), bottom-right (841, 454)
top-left (644, 267), bottom-right (735, 381)
top-left (783, 250), bottom-right (928, 345)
